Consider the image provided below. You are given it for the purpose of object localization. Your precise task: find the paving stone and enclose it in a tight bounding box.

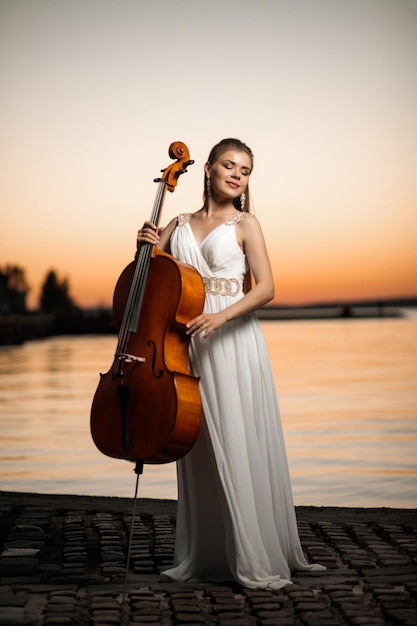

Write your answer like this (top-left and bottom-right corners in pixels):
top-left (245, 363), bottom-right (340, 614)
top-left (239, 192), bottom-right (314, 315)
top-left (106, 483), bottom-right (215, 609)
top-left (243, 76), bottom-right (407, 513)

top-left (0, 556), bottom-right (38, 575)
top-left (45, 601), bottom-right (76, 611)
top-left (219, 616), bottom-right (248, 626)
top-left (129, 617), bottom-right (164, 623)
top-left (257, 609), bottom-right (285, 618)
top-left (172, 602), bottom-right (200, 611)
top-left (175, 613), bottom-right (204, 622)
top-left (351, 615), bottom-right (385, 626)
top-left (132, 606), bottom-right (162, 615)
top-left (301, 611), bottom-right (343, 626)
top-left (0, 606), bottom-right (27, 625)
top-left (91, 609), bottom-right (122, 622)
top-left (0, 591), bottom-right (27, 607)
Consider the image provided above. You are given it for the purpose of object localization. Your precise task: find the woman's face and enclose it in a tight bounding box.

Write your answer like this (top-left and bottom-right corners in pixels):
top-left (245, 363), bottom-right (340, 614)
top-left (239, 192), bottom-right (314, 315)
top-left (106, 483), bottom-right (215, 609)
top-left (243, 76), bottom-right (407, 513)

top-left (206, 149), bottom-right (252, 202)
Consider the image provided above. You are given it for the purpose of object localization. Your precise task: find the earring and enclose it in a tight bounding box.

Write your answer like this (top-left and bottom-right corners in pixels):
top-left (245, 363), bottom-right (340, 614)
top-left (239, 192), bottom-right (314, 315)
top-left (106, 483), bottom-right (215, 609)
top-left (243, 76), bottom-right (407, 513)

top-left (206, 178), bottom-right (211, 197)
top-left (240, 191), bottom-right (246, 211)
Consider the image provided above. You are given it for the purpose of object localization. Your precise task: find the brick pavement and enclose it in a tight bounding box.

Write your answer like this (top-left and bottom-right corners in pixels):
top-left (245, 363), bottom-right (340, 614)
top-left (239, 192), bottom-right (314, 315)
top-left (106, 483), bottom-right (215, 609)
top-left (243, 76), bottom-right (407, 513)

top-left (0, 491), bottom-right (416, 625)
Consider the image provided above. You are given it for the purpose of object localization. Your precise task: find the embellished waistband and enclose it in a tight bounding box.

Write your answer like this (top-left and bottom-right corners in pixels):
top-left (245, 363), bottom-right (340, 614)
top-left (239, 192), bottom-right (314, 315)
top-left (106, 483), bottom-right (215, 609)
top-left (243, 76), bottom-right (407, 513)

top-left (202, 276), bottom-right (240, 297)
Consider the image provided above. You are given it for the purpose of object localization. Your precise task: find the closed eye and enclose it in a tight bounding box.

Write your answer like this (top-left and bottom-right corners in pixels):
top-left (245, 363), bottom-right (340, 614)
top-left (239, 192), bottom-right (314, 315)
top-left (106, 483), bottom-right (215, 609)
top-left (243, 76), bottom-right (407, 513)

top-left (222, 160), bottom-right (251, 176)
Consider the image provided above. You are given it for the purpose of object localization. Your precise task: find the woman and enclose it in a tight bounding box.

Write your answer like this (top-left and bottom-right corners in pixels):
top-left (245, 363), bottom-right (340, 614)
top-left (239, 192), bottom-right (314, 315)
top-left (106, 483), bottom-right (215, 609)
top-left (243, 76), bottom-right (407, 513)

top-left (137, 138), bottom-right (324, 589)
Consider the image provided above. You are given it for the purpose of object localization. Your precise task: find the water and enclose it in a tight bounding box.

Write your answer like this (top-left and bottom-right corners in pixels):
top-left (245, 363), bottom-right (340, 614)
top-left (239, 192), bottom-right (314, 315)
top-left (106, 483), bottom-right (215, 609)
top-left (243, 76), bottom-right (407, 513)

top-left (0, 313), bottom-right (416, 508)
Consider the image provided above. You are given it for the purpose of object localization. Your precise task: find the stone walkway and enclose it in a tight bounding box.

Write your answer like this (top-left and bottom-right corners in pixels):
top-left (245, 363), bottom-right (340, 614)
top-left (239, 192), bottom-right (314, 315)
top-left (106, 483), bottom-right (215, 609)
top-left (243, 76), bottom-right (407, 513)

top-left (0, 491), bottom-right (416, 625)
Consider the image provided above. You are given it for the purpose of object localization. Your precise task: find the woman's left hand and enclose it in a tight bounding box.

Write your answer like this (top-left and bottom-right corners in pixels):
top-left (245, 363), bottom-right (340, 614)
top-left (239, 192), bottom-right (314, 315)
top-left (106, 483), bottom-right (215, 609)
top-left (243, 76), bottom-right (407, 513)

top-left (186, 312), bottom-right (225, 340)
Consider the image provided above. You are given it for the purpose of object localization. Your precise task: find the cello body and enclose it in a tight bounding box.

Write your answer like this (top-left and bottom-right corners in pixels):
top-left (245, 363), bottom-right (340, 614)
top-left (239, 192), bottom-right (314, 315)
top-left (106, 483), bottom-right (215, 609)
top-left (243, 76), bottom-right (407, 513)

top-left (91, 248), bottom-right (204, 463)
top-left (90, 142), bottom-right (205, 465)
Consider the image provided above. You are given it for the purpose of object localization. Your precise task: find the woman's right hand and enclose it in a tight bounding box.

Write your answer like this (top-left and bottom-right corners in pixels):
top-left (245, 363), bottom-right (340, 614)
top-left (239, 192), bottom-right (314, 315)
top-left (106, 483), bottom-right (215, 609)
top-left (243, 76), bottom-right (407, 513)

top-left (136, 221), bottom-right (160, 247)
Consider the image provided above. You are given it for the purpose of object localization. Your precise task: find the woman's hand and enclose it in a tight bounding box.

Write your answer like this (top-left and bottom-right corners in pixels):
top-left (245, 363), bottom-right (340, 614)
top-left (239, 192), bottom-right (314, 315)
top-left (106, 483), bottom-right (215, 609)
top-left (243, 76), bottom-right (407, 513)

top-left (136, 221), bottom-right (160, 247)
top-left (186, 312), bottom-right (227, 340)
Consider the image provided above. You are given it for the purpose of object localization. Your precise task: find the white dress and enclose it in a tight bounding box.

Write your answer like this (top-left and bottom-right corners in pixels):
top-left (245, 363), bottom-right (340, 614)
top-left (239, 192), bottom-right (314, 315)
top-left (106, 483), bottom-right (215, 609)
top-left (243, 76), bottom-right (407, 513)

top-left (162, 212), bottom-right (325, 589)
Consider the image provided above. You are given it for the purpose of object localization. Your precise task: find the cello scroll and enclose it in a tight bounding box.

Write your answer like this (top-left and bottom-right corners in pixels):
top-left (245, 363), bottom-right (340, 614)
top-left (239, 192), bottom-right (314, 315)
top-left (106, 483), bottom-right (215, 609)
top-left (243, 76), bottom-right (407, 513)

top-left (155, 141), bottom-right (194, 192)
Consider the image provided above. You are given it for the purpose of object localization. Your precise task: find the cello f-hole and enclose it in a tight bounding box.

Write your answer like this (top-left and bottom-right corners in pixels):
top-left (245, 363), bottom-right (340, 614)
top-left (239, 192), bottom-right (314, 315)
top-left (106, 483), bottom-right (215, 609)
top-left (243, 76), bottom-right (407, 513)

top-left (147, 340), bottom-right (163, 379)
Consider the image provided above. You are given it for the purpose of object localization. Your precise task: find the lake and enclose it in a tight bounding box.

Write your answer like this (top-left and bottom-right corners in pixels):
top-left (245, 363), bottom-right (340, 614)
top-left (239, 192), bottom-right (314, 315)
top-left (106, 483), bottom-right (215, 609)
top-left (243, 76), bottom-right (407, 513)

top-left (0, 311), bottom-right (416, 508)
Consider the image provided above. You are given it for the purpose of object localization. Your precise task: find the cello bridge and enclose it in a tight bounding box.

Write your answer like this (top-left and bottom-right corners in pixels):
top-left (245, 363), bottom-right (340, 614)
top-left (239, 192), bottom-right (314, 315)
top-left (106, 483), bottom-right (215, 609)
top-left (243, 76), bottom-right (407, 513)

top-left (116, 353), bottom-right (146, 364)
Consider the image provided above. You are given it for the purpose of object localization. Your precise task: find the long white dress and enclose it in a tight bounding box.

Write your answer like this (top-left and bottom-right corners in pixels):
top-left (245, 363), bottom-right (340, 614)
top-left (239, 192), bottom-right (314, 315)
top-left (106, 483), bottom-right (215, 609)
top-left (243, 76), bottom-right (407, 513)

top-left (162, 212), bottom-right (325, 589)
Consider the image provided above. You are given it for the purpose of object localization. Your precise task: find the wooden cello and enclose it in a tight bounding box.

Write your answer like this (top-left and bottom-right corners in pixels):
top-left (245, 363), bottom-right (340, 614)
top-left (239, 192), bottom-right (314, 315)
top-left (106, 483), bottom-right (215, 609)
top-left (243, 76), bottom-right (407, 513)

top-left (90, 141), bottom-right (205, 471)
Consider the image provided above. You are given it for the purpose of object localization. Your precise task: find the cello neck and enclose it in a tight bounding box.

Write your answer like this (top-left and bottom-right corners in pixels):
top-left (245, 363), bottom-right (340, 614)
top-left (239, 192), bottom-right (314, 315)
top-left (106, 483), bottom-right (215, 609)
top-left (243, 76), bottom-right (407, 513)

top-left (116, 179), bottom-right (166, 353)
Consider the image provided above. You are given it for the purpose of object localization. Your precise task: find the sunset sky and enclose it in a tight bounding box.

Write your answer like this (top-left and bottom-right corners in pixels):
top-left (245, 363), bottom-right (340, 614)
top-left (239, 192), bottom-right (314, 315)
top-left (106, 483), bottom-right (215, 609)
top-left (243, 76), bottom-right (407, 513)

top-left (1, 0), bottom-right (417, 310)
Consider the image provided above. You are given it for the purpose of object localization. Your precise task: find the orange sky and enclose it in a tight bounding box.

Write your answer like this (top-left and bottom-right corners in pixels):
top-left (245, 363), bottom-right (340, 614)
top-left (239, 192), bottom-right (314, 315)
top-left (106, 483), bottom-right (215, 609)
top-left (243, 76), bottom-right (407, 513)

top-left (1, 0), bottom-right (417, 310)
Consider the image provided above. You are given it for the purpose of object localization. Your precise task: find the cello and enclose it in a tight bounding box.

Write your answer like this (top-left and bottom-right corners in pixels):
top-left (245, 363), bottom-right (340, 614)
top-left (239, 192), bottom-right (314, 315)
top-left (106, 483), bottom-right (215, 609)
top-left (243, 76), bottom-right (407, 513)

top-left (90, 141), bottom-right (205, 474)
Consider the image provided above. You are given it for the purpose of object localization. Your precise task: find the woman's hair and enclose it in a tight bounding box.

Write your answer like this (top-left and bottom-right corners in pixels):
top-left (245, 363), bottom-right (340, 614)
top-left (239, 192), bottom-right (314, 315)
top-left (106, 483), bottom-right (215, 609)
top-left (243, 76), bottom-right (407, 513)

top-left (203, 138), bottom-right (254, 212)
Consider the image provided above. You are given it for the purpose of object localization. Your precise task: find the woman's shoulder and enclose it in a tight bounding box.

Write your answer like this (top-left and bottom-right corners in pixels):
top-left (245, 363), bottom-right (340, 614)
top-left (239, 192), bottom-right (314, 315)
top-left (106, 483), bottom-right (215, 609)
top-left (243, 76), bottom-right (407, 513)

top-left (234, 212), bottom-right (263, 242)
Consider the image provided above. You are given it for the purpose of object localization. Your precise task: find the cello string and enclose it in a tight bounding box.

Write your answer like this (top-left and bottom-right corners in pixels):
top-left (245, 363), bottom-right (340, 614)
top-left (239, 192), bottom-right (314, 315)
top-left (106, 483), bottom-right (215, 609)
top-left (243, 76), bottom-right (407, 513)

top-left (116, 181), bottom-right (166, 353)
top-left (115, 249), bottom-right (145, 353)
top-left (124, 246), bottom-right (151, 333)
top-left (128, 179), bottom-right (167, 327)
top-left (116, 241), bottom-right (146, 353)
top-left (123, 181), bottom-right (165, 334)
top-left (121, 180), bottom-right (166, 337)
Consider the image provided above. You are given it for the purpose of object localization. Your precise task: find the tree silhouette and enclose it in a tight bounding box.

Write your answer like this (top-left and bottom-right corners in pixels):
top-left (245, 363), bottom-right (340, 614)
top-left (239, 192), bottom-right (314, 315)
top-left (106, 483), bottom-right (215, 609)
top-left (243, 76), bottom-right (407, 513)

top-left (0, 264), bottom-right (29, 314)
top-left (40, 269), bottom-right (75, 314)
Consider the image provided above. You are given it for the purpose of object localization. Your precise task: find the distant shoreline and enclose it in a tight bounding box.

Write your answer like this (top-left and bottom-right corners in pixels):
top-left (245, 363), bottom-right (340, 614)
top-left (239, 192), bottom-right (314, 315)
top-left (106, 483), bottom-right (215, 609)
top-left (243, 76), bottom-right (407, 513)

top-left (257, 303), bottom-right (403, 321)
top-left (1, 298), bottom-right (416, 345)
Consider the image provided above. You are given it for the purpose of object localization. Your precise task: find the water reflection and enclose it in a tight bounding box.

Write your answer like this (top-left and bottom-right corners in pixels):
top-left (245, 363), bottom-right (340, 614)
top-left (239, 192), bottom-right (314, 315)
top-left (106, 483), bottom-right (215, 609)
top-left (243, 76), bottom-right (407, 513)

top-left (0, 314), bottom-right (416, 507)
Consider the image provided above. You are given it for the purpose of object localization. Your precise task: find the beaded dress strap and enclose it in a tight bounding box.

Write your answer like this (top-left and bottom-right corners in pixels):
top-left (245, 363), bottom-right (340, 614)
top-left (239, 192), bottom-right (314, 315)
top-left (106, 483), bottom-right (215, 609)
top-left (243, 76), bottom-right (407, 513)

top-left (177, 213), bottom-right (192, 226)
top-left (224, 212), bottom-right (250, 226)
